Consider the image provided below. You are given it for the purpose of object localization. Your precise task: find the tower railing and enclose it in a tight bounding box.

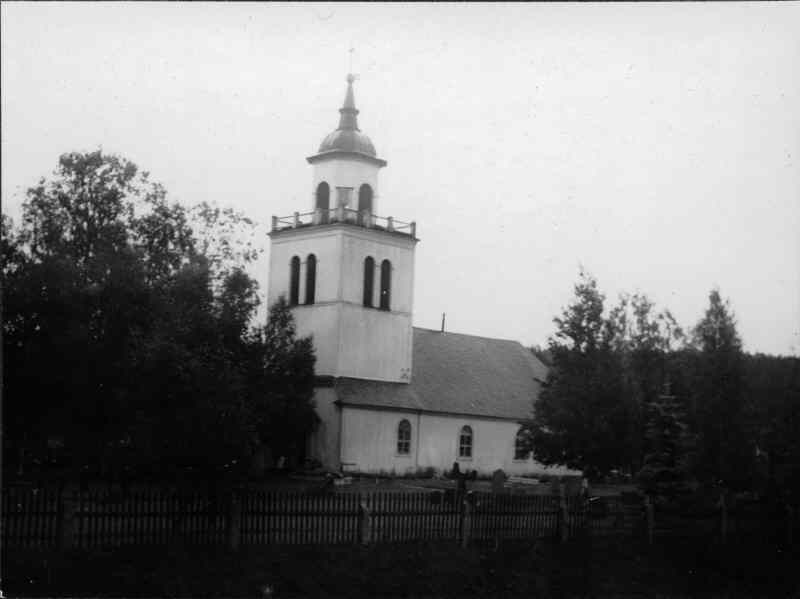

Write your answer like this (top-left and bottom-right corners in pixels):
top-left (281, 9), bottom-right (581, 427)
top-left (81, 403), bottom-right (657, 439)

top-left (271, 208), bottom-right (416, 238)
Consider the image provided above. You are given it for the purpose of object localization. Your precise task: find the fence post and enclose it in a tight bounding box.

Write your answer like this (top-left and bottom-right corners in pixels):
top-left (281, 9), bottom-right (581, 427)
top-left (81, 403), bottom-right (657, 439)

top-left (359, 498), bottom-right (372, 546)
top-left (227, 492), bottom-right (242, 551)
top-left (558, 485), bottom-right (569, 543)
top-left (461, 494), bottom-right (472, 549)
top-left (171, 494), bottom-right (185, 544)
top-left (644, 495), bottom-right (654, 545)
top-left (58, 492), bottom-right (78, 550)
top-left (720, 490), bottom-right (728, 544)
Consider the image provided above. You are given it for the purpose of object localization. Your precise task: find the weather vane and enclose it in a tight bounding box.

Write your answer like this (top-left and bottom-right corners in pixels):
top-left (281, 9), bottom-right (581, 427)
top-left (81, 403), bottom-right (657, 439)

top-left (347, 46), bottom-right (359, 82)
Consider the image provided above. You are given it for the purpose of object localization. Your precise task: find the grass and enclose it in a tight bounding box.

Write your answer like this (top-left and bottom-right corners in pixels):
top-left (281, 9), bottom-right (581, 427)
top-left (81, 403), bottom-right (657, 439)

top-left (5, 540), bottom-right (578, 598)
top-left (5, 536), bottom-right (798, 598)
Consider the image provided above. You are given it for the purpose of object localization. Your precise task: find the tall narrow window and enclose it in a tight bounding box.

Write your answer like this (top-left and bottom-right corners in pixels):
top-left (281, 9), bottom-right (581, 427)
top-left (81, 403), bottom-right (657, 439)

top-left (514, 429), bottom-right (529, 460)
top-left (358, 184), bottom-right (373, 225)
top-left (459, 426), bottom-right (473, 458)
top-left (305, 254), bottom-right (316, 305)
top-left (363, 256), bottom-right (375, 307)
top-left (289, 256), bottom-right (300, 306)
top-left (379, 259), bottom-right (391, 311)
top-left (397, 419), bottom-right (411, 455)
top-left (316, 182), bottom-right (330, 224)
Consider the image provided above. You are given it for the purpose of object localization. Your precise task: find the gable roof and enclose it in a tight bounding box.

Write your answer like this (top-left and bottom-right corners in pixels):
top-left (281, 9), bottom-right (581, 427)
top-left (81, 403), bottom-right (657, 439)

top-left (335, 327), bottom-right (548, 420)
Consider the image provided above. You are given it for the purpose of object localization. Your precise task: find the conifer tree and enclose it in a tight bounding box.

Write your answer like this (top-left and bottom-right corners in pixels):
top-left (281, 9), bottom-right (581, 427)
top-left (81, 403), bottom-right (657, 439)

top-left (687, 289), bottom-right (754, 488)
top-left (638, 383), bottom-right (691, 498)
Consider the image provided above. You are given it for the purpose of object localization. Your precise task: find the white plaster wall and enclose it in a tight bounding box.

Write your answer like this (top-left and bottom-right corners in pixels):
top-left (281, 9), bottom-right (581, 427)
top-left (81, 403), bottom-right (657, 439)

top-left (339, 407), bottom-right (419, 474)
top-left (268, 229), bottom-right (342, 375)
top-left (340, 230), bottom-right (415, 313)
top-left (307, 387), bottom-right (341, 471)
top-left (293, 304), bottom-right (340, 376)
top-left (268, 230), bottom-right (341, 307)
top-left (268, 226), bottom-right (416, 380)
top-left (337, 305), bottom-right (412, 381)
top-left (311, 158), bottom-right (381, 213)
top-left (339, 407), bottom-right (569, 476)
top-left (416, 413), bottom-right (545, 476)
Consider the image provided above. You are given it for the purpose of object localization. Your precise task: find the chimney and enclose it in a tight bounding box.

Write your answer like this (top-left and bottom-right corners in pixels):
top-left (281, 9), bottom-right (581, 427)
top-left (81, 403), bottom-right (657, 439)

top-left (441, 313), bottom-right (446, 333)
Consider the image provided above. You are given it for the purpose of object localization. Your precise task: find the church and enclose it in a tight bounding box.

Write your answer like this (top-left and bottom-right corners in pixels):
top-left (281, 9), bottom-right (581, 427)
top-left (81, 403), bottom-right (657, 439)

top-left (267, 75), bottom-right (556, 476)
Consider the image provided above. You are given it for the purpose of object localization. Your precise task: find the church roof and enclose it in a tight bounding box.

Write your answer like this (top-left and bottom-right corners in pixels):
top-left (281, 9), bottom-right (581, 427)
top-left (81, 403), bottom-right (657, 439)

top-left (307, 74), bottom-right (387, 167)
top-left (335, 327), bottom-right (548, 420)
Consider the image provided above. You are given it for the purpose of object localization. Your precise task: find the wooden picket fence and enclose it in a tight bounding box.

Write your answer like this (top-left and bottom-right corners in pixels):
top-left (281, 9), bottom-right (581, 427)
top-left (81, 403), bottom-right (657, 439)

top-left (2, 486), bottom-right (587, 549)
top-left (241, 491), bottom-right (361, 545)
top-left (3, 486), bottom-right (795, 550)
top-left (2, 486), bottom-right (61, 549)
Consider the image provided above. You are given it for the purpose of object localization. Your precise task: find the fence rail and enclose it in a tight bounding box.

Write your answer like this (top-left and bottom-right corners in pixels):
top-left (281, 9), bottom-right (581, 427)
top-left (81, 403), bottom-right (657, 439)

top-left (2, 486), bottom-right (796, 550)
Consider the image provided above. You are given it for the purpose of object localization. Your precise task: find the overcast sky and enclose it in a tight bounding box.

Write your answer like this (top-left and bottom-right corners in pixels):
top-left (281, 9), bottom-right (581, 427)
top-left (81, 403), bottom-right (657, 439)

top-left (3, 2), bottom-right (799, 356)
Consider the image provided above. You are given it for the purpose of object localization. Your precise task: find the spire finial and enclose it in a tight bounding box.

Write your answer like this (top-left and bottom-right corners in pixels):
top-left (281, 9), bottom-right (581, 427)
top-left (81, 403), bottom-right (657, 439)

top-left (338, 70), bottom-right (359, 131)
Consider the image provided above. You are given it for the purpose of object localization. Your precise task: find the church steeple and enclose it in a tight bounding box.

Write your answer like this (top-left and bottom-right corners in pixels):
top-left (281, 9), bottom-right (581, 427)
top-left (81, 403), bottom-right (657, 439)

top-left (338, 74), bottom-right (359, 131)
top-left (309, 74), bottom-right (386, 167)
top-left (268, 73), bottom-right (417, 383)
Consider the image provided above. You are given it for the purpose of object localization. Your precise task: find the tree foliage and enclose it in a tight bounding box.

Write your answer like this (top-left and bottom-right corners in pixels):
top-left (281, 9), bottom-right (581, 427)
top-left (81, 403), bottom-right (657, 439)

top-left (637, 388), bottom-right (691, 497)
top-left (530, 270), bottom-right (686, 480)
top-left (530, 274), bottom-right (796, 497)
top-left (3, 150), bottom-right (314, 481)
top-left (745, 353), bottom-right (800, 501)
top-left (528, 270), bottom-right (630, 478)
top-left (684, 289), bottom-right (754, 488)
top-left (249, 296), bottom-right (318, 462)
top-left (608, 293), bottom-right (685, 474)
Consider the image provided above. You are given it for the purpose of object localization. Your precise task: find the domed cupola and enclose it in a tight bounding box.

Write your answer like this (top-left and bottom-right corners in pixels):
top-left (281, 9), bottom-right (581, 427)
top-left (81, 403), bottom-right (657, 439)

top-left (307, 74), bottom-right (387, 168)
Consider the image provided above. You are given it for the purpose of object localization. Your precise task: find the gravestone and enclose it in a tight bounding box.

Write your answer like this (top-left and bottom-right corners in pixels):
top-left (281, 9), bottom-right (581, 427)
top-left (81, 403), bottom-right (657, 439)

top-left (491, 469), bottom-right (506, 494)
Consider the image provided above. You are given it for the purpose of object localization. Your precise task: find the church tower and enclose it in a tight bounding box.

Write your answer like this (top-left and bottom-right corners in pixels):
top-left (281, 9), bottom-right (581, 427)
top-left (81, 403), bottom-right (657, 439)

top-left (268, 75), bottom-right (418, 383)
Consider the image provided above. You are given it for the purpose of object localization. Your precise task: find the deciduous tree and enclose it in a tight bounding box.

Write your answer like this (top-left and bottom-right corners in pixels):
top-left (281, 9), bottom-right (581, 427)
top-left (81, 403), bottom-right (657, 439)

top-left (3, 150), bottom-right (316, 482)
top-left (528, 270), bottom-right (630, 478)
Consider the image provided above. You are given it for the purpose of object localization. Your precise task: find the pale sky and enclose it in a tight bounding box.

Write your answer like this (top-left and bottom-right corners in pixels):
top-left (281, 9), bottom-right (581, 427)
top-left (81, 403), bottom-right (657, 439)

top-left (3, 2), bottom-right (799, 356)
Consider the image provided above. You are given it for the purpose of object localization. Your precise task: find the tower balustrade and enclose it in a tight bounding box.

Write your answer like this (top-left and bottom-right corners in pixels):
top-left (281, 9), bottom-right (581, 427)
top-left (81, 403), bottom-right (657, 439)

top-left (271, 208), bottom-right (416, 238)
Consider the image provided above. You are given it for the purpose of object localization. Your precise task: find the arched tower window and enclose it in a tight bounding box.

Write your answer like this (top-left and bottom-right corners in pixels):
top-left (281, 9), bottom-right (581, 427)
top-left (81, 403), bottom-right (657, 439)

top-left (358, 184), bottom-right (373, 225)
top-left (379, 259), bottom-right (391, 311)
top-left (305, 254), bottom-right (317, 305)
top-left (397, 419), bottom-right (411, 455)
top-left (459, 426), bottom-right (473, 458)
top-left (514, 428), bottom-right (529, 460)
top-left (316, 182), bottom-right (330, 224)
top-left (363, 256), bottom-right (375, 307)
top-left (289, 256), bottom-right (300, 306)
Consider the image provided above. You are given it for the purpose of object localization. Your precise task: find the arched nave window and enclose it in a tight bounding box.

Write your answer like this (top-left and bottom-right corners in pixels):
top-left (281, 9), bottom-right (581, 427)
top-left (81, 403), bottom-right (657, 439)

top-left (514, 428), bottom-right (530, 460)
top-left (459, 426), bottom-right (473, 458)
top-left (397, 419), bottom-right (411, 455)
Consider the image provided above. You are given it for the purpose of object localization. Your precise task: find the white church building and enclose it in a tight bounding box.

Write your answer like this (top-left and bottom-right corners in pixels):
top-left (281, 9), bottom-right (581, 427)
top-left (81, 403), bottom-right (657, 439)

top-left (267, 75), bottom-right (555, 476)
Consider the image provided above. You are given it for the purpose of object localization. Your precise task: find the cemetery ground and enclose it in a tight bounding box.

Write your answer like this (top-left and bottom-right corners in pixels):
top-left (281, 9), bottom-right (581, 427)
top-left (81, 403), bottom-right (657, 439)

top-left (6, 533), bottom-right (798, 597)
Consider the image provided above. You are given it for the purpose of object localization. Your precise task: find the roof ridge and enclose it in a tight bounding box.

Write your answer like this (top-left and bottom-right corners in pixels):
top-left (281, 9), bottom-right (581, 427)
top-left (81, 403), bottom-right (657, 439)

top-left (412, 326), bottom-right (525, 346)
